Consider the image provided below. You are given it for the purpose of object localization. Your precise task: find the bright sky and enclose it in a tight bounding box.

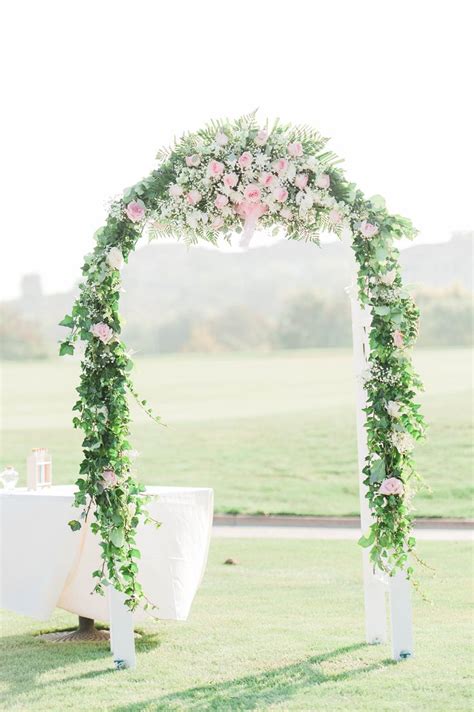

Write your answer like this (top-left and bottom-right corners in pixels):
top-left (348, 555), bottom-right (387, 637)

top-left (1, 0), bottom-right (472, 299)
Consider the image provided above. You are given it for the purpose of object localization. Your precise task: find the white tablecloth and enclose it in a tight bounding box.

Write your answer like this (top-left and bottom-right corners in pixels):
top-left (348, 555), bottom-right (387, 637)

top-left (0, 485), bottom-right (213, 622)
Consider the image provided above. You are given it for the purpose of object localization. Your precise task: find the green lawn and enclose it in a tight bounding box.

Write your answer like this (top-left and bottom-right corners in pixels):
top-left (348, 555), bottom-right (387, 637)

top-left (1, 348), bottom-right (473, 518)
top-left (0, 539), bottom-right (472, 711)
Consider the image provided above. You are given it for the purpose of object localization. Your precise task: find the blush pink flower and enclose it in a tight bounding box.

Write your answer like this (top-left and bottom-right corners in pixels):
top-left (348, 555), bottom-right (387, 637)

top-left (223, 172), bottom-right (238, 188)
top-left (360, 220), bottom-right (379, 238)
top-left (378, 477), bottom-right (404, 496)
top-left (255, 129), bottom-right (268, 146)
top-left (215, 194), bottom-right (229, 209)
top-left (316, 174), bottom-right (330, 189)
top-left (102, 469), bottom-right (118, 489)
top-left (273, 186), bottom-right (289, 203)
top-left (211, 216), bottom-right (224, 230)
top-left (185, 154), bottom-right (201, 167)
top-left (238, 152), bottom-right (253, 169)
top-left (169, 184), bottom-right (183, 198)
top-left (295, 174), bottom-right (308, 189)
top-left (274, 158), bottom-right (289, 174)
top-left (287, 141), bottom-right (303, 157)
top-left (392, 330), bottom-right (404, 348)
top-left (91, 322), bottom-right (114, 345)
top-left (259, 172), bottom-right (276, 188)
top-left (208, 160), bottom-right (224, 178)
top-left (186, 189), bottom-right (202, 206)
top-left (125, 200), bottom-right (146, 222)
top-left (280, 207), bottom-right (292, 219)
top-left (244, 184), bottom-right (262, 203)
top-left (328, 208), bottom-right (342, 224)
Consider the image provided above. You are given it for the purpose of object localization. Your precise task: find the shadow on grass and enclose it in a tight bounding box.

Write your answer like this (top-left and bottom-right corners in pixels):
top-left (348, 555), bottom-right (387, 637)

top-left (113, 643), bottom-right (395, 711)
top-left (0, 626), bottom-right (161, 707)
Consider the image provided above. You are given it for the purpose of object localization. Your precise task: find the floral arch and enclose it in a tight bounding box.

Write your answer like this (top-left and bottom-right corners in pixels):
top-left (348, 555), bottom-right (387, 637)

top-left (60, 114), bottom-right (426, 612)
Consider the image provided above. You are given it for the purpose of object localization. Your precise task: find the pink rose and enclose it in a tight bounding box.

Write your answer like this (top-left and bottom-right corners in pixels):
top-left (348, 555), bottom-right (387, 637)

top-left (238, 152), bottom-right (253, 169)
top-left (259, 172), bottom-right (275, 188)
top-left (186, 190), bottom-right (202, 206)
top-left (223, 172), bottom-right (238, 188)
top-left (280, 207), bottom-right (292, 219)
top-left (208, 160), bottom-right (224, 178)
top-left (243, 184), bottom-right (262, 203)
top-left (378, 477), bottom-right (404, 496)
top-left (91, 322), bottom-right (114, 345)
top-left (102, 469), bottom-right (118, 489)
top-left (215, 132), bottom-right (228, 146)
top-left (125, 200), bottom-right (146, 222)
top-left (215, 194), bottom-right (229, 209)
top-left (328, 208), bottom-right (342, 224)
top-left (287, 141), bottom-right (303, 157)
top-left (211, 216), bottom-right (224, 230)
top-left (169, 184), bottom-right (183, 198)
top-left (392, 330), bottom-right (404, 348)
top-left (185, 154), bottom-right (200, 167)
top-left (255, 129), bottom-right (268, 146)
top-left (295, 174), bottom-right (308, 189)
top-left (360, 220), bottom-right (379, 239)
top-left (316, 174), bottom-right (330, 189)
top-left (273, 186), bottom-right (288, 203)
top-left (274, 158), bottom-right (289, 174)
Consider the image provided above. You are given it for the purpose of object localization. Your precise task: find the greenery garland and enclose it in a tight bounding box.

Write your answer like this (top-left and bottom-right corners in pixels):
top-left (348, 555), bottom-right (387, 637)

top-left (60, 113), bottom-right (426, 610)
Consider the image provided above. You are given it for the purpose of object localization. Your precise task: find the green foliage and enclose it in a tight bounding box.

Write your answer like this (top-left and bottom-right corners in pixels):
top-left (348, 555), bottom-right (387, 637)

top-left (59, 115), bottom-right (427, 608)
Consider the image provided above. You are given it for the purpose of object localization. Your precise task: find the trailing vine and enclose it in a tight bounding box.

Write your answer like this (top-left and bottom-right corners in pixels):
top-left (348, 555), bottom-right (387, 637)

top-left (60, 113), bottom-right (426, 609)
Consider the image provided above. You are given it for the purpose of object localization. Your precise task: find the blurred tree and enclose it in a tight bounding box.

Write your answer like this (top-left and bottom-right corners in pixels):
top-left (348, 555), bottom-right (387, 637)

top-left (276, 291), bottom-right (352, 348)
top-left (0, 305), bottom-right (49, 359)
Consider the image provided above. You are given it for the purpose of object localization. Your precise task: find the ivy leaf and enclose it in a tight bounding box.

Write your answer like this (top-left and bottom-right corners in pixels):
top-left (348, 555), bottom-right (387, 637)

top-left (68, 520), bottom-right (81, 532)
top-left (373, 306), bottom-right (390, 316)
top-left (370, 458), bottom-right (386, 484)
top-left (59, 315), bottom-right (74, 327)
top-left (358, 529), bottom-right (375, 548)
top-left (369, 194), bottom-right (386, 211)
top-left (59, 342), bottom-right (75, 356)
top-left (111, 528), bottom-right (125, 548)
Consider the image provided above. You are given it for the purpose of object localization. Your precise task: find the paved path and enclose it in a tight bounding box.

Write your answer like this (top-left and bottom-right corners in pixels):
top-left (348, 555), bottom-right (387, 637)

top-left (213, 525), bottom-right (473, 542)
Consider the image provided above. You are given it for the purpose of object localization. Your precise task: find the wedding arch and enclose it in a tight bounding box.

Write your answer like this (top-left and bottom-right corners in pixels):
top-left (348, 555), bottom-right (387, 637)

top-left (60, 113), bottom-right (426, 660)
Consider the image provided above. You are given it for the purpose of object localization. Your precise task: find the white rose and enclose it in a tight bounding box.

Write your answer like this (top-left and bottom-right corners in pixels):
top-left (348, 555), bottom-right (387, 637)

top-left (215, 132), bottom-right (229, 146)
top-left (186, 212), bottom-right (199, 229)
top-left (379, 270), bottom-right (397, 286)
top-left (106, 247), bottom-right (124, 270)
top-left (305, 155), bottom-right (319, 171)
top-left (390, 430), bottom-right (415, 454)
top-left (386, 401), bottom-right (402, 418)
top-left (123, 449), bottom-right (139, 459)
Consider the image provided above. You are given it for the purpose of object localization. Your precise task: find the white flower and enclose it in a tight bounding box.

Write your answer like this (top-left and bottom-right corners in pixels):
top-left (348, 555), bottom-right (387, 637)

top-left (255, 152), bottom-right (269, 168)
top-left (106, 247), bottom-right (124, 270)
top-left (379, 270), bottom-right (397, 286)
top-left (386, 401), bottom-right (402, 418)
top-left (215, 132), bottom-right (229, 146)
top-left (305, 155), bottom-right (319, 171)
top-left (286, 162), bottom-right (297, 182)
top-left (124, 449), bottom-right (139, 459)
top-left (169, 184), bottom-right (183, 198)
top-left (186, 212), bottom-right (199, 229)
top-left (299, 192), bottom-right (314, 214)
top-left (390, 430), bottom-right (415, 453)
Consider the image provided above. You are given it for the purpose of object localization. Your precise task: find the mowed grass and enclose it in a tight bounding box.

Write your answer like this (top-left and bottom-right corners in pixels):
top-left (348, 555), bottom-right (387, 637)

top-left (1, 348), bottom-right (472, 518)
top-left (0, 540), bottom-right (472, 711)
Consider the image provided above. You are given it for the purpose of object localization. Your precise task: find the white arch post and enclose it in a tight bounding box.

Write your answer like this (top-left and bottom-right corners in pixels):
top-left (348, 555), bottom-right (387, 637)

top-left (346, 241), bottom-right (413, 660)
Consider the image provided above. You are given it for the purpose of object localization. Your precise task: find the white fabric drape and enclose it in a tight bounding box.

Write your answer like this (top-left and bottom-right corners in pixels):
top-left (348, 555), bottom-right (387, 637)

top-left (0, 485), bottom-right (213, 622)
